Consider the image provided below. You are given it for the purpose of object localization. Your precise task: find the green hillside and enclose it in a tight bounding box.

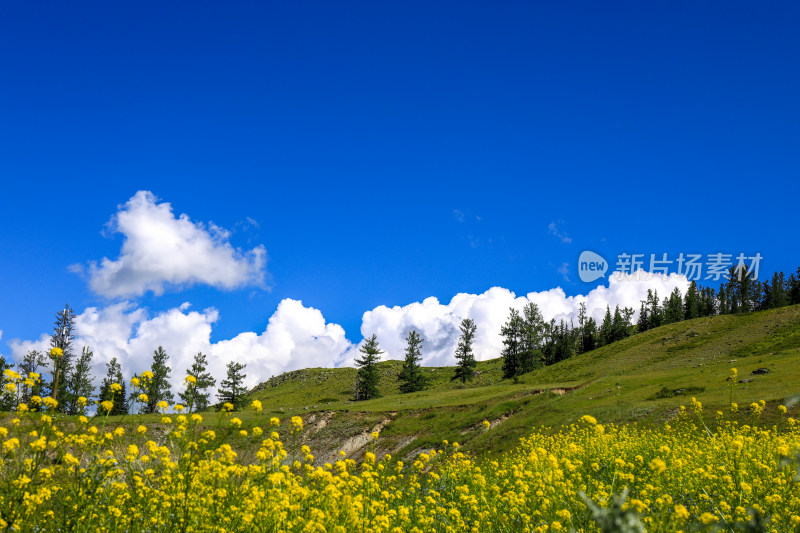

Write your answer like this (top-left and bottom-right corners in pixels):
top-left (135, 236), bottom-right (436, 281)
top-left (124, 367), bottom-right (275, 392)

top-left (239, 304), bottom-right (800, 462)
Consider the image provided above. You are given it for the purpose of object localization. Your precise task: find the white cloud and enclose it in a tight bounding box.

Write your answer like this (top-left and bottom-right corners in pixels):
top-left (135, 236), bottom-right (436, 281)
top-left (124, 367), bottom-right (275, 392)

top-left (9, 298), bottom-right (354, 399)
top-left (6, 274), bottom-right (690, 397)
top-left (8, 334), bottom-right (51, 360)
top-left (83, 191), bottom-right (267, 298)
top-left (357, 273), bottom-right (690, 366)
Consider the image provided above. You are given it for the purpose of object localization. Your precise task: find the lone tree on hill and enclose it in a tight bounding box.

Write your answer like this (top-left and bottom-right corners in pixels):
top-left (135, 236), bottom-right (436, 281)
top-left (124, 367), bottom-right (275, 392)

top-left (143, 346), bottom-right (173, 414)
top-left (397, 330), bottom-right (428, 393)
top-left (179, 352), bottom-right (216, 412)
top-left (452, 318), bottom-right (478, 383)
top-left (217, 361), bottom-right (248, 410)
top-left (355, 334), bottom-right (382, 401)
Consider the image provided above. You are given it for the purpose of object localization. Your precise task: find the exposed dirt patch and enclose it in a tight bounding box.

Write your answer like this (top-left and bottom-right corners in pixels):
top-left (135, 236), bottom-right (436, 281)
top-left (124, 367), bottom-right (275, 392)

top-left (305, 411), bottom-right (336, 437)
top-left (317, 416), bottom-right (394, 463)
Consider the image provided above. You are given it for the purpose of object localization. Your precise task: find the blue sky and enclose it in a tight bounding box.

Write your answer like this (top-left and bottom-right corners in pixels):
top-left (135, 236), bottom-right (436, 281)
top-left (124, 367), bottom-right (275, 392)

top-left (1, 2), bottom-right (799, 379)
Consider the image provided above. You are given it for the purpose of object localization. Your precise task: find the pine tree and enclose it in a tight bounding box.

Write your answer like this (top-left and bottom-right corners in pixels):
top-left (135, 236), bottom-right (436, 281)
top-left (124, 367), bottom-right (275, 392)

top-left (179, 352), bottom-right (216, 412)
top-left (683, 281), bottom-right (700, 319)
top-left (664, 288), bottom-right (684, 324)
top-left (541, 319), bottom-right (557, 365)
top-left (647, 290), bottom-right (662, 328)
top-left (699, 287), bottom-right (717, 316)
top-left (611, 306), bottom-right (629, 342)
top-left (217, 361), bottom-right (248, 410)
top-left (790, 268), bottom-right (800, 305)
top-left (637, 301), bottom-right (650, 333)
top-left (452, 318), bottom-right (478, 383)
top-left (18, 350), bottom-right (47, 405)
top-left (64, 346), bottom-right (95, 415)
top-left (354, 334), bottom-right (382, 401)
top-left (397, 330), bottom-right (428, 393)
top-left (98, 357), bottom-right (128, 416)
top-left (144, 346), bottom-right (173, 414)
top-left (577, 303), bottom-right (588, 354)
top-left (599, 306), bottom-right (613, 346)
top-left (521, 303), bottom-right (545, 370)
top-left (48, 304), bottom-right (77, 411)
top-left (582, 316), bottom-right (597, 353)
top-left (501, 308), bottom-right (525, 379)
top-left (768, 272), bottom-right (788, 309)
top-left (718, 282), bottom-right (730, 314)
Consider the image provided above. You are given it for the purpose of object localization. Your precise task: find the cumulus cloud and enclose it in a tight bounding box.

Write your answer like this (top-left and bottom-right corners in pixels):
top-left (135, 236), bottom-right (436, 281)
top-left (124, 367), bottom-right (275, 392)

top-left (10, 299), bottom-right (354, 398)
top-left (7, 273), bottom-right (690, 397)
top-left (356, 273), bottom-right (690, 366)
top-left (83, 191), bottom-right (267, 298)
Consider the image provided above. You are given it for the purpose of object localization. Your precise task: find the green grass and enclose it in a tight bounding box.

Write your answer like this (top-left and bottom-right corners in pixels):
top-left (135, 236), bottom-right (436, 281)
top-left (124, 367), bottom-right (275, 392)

top-left (22, 304), bottom-right (795, 465)
top-left (242, 304), bottom-right (800, 459)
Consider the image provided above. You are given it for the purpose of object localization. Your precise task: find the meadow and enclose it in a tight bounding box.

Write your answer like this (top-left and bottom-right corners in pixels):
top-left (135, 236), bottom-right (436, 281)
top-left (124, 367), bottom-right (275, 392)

top-left (3, 305), bottom-right (800, 531)
top-left (1, 376), bottom-right (799, 532)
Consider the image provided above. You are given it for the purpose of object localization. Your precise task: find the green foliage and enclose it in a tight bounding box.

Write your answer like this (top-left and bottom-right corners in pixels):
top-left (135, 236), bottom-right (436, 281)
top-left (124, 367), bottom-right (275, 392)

top-left (397, 330), bottom-right (428, 393)
top-left (520, 303), bottom-right (545, 372)
top-left (355, 334), bottom-right (382, 401)
top-left (0, 356), bottom-right (16, 411)
top-left (144, 346), bottom-right (173, 414)
top-left (179, 352), bottom-right (216, 412)
top-left (18, 350), bottom-right (46, 405)
top-left (48, 304), bottom-right (77, 411)
top-left (580, 490), bottom-right (646, 533)
top-left (217, 361), bottom-right (248, 410)
top-left (452, 318), bottom-right (477, 383)
top-left (501, 308), bottom-right (524, 379)
top-left (64, 346), bottom-right (95, 415)
top-left (98, 357), bottom-right (128, 416)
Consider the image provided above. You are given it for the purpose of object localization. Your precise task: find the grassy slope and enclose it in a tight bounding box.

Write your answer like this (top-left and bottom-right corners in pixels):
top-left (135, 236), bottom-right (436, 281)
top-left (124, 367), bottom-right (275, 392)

top-left (21, 305), bottom-right (793, 464)
top-left (244, 304), bottom-right (800, 459)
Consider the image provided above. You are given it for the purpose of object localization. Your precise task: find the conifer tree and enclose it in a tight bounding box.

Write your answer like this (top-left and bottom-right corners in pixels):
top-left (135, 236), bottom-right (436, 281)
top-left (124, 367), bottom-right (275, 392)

top-left (18, 350), bottom-right (47, 405)
top-left (521, 303), bottom-right (545, 371)
top-left (452, 318), bottom-right (478, 383)
top-left (397, 330), bottom-right (428, 393)
top-left (144, 346), bottom-right (173, 414)
top-left (790, 268), bottom-right (800, 305)
top-left (64, 346), bottom-right (95, 415)
top-left (354, 334), bottom-right (382, 401)
top-left (683, 281), bottom-right (699, 319)
top-left (501, 308), bottom-right (525, 379)
top-left (647, 290), bottom-right (662, 328)
top-left (179, 352), bottom-right (216, 412)
top-left (637, 301), bottom-right (650, 333)
top-left (582, 316), bottom-right (597, 353)
top-left (611, 306), bottom-right (629, 342)
top-left (98, 357), bottom-right (128, 416)
top-left (48, 304), bottom-right (77, 411)
top-left (217, 361), bottom-right (248, 410)
top-left (664, 288), bottom-right (684, 324)
top-left (599, 306), bottom-right (613, 346)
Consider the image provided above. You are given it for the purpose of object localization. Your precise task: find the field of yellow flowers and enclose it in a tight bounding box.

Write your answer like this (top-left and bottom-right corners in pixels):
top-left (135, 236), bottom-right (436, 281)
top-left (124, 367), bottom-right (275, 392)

top-left (2, 370), bottom-right (800, 532)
